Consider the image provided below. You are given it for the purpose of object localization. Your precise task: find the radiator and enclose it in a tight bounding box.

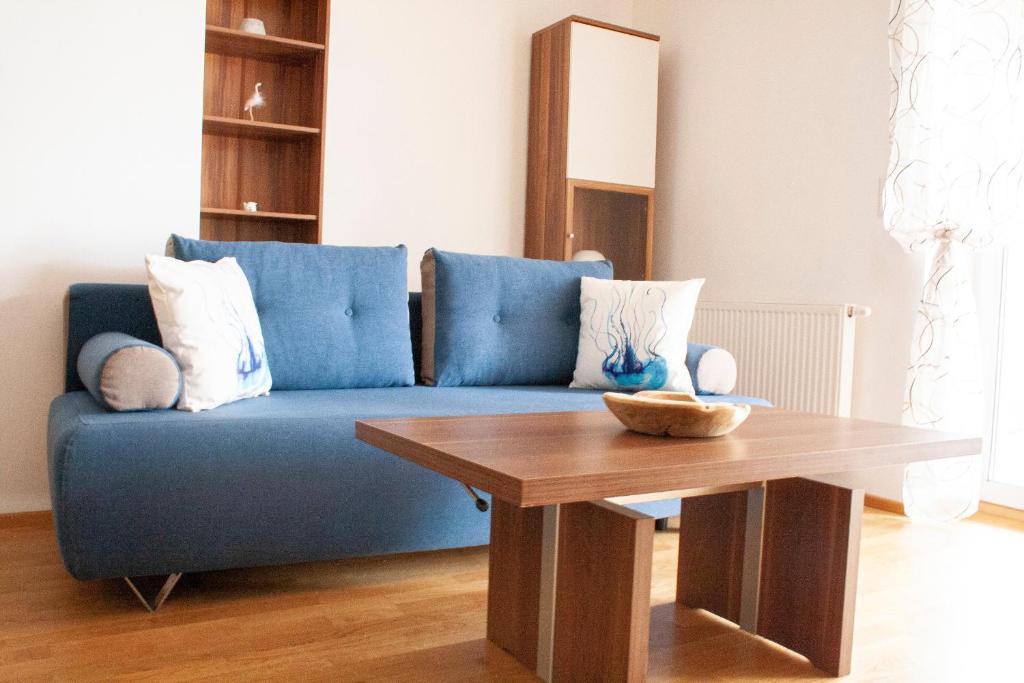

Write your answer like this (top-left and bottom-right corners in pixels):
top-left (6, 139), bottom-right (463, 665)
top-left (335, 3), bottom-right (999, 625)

top-left (690, 303), bottom-right (869, 416)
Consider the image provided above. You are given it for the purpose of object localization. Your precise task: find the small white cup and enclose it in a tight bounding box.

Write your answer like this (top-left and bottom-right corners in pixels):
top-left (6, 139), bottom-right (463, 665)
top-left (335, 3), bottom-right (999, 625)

top-left (239, 18), bottom-right (267, 35)
top-left (242, 201), bottom-right (259, 213)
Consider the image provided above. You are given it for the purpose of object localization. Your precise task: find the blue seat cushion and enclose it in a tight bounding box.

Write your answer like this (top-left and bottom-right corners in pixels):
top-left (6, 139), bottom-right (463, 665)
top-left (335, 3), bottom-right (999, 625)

top-left (48, 387), bottom-right (769, 580)
top-left (420, 249), bottom-right (613, 386)
top-left (171, 236), bottom-right (414, 390)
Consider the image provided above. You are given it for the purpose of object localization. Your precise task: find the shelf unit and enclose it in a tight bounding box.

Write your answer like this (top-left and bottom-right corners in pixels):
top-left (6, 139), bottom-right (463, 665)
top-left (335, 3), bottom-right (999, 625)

top-left (200, 0), bottom-right (330, 243)
top-left (565, 178), bottom-right (654, 282)
top-left (524, 17), bottom-right (660, 280)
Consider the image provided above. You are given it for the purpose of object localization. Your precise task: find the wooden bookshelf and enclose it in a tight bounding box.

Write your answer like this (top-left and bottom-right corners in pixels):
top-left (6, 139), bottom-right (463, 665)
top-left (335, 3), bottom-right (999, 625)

top-left (200, 0), bottom-right (330, 243)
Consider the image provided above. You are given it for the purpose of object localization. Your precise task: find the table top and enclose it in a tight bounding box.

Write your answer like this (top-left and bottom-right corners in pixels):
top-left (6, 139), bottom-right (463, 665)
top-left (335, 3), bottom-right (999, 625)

top-left (355, 408), bottom-right (980, 507)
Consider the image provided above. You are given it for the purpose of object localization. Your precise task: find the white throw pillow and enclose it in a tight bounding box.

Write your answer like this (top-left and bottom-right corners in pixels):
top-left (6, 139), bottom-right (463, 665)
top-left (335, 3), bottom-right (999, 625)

top-left (146, 255), bottom-right (272, 411)
top-left (571, 277), bottom-right (704, 392)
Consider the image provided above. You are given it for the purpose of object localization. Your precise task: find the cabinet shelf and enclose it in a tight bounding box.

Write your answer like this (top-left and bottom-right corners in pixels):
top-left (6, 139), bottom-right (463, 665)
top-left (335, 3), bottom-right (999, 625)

top-left (202, 115), bottom-right (320, 140)
top-left (204, 25), bottom-right (325, 62)
top-left (200, 208), bottom-right (318, 222)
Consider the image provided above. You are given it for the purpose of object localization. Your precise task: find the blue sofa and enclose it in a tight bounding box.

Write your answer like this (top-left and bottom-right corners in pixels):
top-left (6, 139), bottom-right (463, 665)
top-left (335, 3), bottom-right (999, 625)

top-left (48, 283), bottom-right (768, 582)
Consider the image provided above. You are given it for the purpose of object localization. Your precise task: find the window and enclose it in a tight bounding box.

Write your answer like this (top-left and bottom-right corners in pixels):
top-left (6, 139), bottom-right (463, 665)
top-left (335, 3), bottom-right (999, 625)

top-left (986, 247), bottom-right (1024, 507)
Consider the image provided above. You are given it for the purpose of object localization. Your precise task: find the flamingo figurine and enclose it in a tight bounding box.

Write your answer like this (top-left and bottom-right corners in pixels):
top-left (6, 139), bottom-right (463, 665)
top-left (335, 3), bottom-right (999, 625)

top-left (243, 82), bottom-right (265, 121)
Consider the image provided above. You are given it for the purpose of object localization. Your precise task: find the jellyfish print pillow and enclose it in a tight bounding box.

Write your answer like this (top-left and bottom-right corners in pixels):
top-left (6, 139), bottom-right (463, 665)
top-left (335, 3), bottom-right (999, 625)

top-left (570, 277), bottom-right (704, 392)
top-left (146, 255), bottom-right (272, 411)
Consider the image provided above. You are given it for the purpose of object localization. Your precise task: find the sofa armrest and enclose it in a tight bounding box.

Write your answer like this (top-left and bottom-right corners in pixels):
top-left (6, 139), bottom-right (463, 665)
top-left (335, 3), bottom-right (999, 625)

top-left (685, 343), bottom-right (737, 395)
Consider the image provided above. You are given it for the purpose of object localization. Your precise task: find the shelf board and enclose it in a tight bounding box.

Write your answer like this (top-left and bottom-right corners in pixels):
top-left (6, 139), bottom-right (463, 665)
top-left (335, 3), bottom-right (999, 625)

top-left (204, 25), bottom-right (325, 61)
top-left (200, 208), bottom-right (318, 222)
top-left (202, 115), bottom-right (320, 140)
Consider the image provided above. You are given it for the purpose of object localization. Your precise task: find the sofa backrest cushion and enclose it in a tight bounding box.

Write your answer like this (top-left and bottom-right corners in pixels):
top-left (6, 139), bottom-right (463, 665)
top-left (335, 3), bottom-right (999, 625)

top-left (420, 249), bottom-right (613, 386)
top-left (170, 236), bottom-right (414, 390)
top-left (65, 285), bottom-right (425, 393)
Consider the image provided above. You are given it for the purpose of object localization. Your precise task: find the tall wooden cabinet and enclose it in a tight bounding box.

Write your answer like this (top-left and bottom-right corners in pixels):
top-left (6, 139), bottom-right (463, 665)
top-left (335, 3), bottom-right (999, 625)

top-left (525, 17), bottom-right (660, 280)
top-left (200, 0), bottom-right (330, 243)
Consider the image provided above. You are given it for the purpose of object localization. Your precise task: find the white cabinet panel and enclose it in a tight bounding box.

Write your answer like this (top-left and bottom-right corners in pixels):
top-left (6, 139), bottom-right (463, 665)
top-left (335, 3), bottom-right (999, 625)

top-left (566, 22), bottom-right (659, 188)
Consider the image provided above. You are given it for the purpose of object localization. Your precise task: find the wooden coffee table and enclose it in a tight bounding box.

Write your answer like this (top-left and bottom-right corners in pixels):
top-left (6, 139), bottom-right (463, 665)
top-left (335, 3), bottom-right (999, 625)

top-left (356, 408), bottom-right (978, 681)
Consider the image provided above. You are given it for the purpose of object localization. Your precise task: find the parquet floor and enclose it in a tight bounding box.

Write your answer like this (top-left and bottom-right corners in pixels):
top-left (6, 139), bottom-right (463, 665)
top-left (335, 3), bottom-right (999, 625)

top-left (1, 508), bottom-right (1022, 681)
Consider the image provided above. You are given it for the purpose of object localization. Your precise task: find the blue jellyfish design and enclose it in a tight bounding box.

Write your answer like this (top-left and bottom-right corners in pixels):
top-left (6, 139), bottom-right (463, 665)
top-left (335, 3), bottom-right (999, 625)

top-left (236, 331), bottom-right (264, 382)
top-left (202, 284), bottom-right (267, 389)
top-left (582, 284), bottom-right (669, 391)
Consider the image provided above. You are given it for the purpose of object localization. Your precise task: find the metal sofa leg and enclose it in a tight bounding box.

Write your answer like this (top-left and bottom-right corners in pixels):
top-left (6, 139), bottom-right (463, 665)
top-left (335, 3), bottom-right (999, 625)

top-left (123, 573), bottom-right (183, 612)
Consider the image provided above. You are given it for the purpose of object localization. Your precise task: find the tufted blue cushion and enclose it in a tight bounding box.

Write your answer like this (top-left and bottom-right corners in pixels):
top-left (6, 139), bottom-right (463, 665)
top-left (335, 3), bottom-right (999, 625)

top-left (420, 249), bottom-right (613, 386)
top-left (171, 236), bottom-right (414, 390)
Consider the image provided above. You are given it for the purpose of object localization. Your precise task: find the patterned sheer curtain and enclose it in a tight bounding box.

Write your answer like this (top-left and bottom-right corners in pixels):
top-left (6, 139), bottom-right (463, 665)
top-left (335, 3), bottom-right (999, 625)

top-left (885, 0), bottom-right (1024, 521)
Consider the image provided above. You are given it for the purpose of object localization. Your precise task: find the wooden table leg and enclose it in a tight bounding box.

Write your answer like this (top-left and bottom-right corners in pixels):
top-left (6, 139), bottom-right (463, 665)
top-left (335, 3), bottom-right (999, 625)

top-left (677, 486), bottom-right (764, 627)
top-left (487, 498), bottom-right (544, 670)
top-left (488, 499), bottom-right (655, 682)
top-left (552, 500), bottom-right (654, 683)
top-left (679, 480), bottom-right (863, 677)
top-left (757, 478), bottom-right (864, 677)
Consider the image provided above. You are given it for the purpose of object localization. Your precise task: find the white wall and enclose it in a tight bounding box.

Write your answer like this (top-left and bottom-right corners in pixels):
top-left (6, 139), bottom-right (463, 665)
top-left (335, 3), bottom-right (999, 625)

top-left (322, 0), bottom-right (633, 286)
top-left (0, 1), bottom-right (634, 513)
top-left (0, 2), bottom-right (205, 513)
top-left (632, 0), bottom-right (922, 499)
top-left (3, 0), bottom-right (970, 511)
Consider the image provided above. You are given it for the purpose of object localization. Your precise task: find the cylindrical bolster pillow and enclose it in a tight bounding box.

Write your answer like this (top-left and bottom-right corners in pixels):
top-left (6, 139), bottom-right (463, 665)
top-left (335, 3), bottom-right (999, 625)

top-left (685, 343), bottom-right (737, 395)
top-left (77, 332), bottom-right (182, 411)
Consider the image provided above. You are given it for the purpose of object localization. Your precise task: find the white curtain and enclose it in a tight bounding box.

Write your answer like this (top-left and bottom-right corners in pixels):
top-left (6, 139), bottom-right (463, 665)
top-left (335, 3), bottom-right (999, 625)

top-left (885, 0), bottom-right (1024, 521)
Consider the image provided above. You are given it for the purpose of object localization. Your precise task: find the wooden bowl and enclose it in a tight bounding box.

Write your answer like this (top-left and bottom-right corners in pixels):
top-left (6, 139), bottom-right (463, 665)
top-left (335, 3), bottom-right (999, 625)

top-left (602, 391), bottom-right (751, 438)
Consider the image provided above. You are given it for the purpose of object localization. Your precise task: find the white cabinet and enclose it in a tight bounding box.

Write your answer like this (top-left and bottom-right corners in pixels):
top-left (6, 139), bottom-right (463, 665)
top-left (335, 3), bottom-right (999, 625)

top-left (525, 17), bottom-right (660, 280)
top-left (567, 22), bottom-right (660, 189)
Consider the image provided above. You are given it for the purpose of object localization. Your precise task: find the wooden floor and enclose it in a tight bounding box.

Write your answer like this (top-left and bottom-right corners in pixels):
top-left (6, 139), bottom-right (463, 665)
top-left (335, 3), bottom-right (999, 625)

top-left (1, 508), bottom-right (1022, 681)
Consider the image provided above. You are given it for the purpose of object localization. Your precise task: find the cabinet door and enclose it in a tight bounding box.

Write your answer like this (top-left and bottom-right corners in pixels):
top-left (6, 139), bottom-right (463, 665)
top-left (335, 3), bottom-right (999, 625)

top-left (566, 22), bottom-right (659, 189)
